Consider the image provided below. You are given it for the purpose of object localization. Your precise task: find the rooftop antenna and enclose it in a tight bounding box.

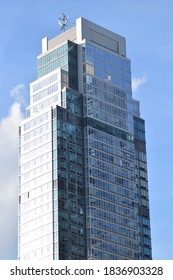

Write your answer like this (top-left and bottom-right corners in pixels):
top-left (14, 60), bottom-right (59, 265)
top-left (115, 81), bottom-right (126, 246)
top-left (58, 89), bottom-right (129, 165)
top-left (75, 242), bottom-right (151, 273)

top-left (58, 13), bottom-right (68, 32)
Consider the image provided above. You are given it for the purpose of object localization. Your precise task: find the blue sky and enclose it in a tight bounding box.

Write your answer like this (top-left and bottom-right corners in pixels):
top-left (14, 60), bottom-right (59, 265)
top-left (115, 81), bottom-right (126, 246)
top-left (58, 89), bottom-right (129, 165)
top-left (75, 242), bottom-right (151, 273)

top-left (0, 0), bottom-right (173, 259)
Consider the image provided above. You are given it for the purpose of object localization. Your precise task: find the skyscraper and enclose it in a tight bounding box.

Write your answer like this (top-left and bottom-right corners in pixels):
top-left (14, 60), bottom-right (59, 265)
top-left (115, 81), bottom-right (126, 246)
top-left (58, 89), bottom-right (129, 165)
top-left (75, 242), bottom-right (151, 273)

top-left (18, 17), bottom-right (152, 260)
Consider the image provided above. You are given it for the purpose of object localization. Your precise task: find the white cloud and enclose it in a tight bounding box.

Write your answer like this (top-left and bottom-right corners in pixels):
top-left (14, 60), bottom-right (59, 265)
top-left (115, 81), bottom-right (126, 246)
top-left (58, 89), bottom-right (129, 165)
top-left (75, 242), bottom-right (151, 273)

top-left (132, 76), bottom-right (147, 93)
top-left (10, 83), bottom-right (28, 107)
top-left (0, 89), bottom-right (24, 259)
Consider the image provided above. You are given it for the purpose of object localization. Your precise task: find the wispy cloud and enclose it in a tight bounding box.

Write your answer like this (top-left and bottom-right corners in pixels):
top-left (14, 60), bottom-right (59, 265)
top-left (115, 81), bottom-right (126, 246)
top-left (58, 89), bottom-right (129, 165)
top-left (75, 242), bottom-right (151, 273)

top-left (0, 87), bottom-right (24, 259)
top-left (10, 83), bottom-right (28, 108)
top-left (132, 76), bottom-right (147, 93)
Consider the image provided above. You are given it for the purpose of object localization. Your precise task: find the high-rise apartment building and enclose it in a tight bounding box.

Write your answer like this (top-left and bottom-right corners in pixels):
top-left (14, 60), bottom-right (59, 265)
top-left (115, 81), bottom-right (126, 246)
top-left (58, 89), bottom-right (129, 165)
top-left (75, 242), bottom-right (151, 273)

top-left (18, 17), bottom-right (152, 260)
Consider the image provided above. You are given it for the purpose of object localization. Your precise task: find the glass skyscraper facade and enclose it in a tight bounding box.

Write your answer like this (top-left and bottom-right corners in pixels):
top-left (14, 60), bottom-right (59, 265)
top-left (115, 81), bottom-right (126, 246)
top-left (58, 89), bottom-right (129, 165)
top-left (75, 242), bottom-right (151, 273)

top-left (18, 17), bottom-right (152, 260)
